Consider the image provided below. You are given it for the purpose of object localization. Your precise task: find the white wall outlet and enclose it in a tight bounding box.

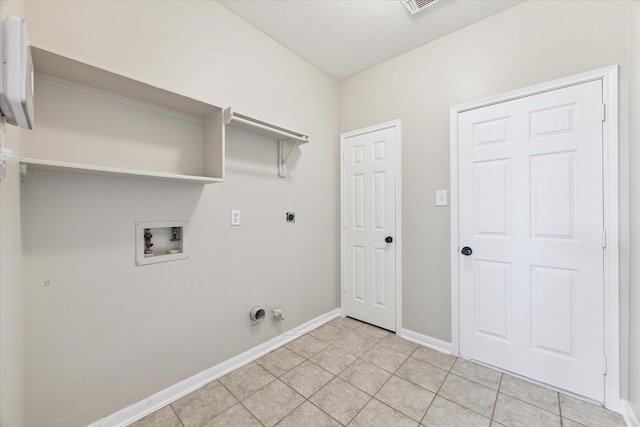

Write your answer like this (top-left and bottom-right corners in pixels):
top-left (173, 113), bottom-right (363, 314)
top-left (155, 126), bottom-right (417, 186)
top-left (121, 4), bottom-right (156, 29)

top-left (231, 210), bottom-right (240, 226)
top-left (435, 190), bottom-right (448, 206)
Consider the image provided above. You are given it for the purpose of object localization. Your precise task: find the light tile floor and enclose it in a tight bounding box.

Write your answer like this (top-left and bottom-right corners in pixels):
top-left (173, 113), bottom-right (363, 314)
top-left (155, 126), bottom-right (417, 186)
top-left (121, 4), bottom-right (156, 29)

top-left (130, 317), bottom-right (626, 427)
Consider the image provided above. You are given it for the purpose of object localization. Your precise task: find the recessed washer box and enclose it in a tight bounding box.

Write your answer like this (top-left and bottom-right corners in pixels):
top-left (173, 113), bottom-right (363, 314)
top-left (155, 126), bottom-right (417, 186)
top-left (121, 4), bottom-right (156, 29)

top-left (135, 220), bottom-right (188, 266)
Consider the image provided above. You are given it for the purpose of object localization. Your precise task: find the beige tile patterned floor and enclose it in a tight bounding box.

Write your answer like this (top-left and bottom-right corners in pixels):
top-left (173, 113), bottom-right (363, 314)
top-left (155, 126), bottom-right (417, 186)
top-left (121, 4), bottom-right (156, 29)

top-left (130, 317), bottom-right (626, 427)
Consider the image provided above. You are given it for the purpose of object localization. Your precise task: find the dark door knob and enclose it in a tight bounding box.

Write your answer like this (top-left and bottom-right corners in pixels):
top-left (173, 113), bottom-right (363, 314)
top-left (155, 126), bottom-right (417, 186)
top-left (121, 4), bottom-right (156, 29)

top-left (461, 246), bottom-right (473, 256)
top-left (385, 236), bottom-right (393, 243)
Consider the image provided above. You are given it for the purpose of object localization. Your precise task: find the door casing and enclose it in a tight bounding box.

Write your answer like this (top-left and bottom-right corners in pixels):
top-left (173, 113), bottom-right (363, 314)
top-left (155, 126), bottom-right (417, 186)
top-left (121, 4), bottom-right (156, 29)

top-left (450, 66), bottom-right (620, 410)
top-left (340, 120), bottom-right (402, 332)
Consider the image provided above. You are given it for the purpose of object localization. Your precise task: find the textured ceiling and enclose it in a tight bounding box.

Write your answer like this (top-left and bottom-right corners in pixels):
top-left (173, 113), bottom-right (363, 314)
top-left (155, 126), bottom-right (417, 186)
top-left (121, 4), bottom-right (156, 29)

top-left (218, 0), bottom-right (523, 80)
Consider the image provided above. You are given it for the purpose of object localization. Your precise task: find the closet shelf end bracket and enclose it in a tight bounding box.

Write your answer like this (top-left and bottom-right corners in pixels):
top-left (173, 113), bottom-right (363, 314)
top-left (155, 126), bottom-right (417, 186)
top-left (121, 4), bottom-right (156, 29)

top-left (279, 139), bottom-right (302, 178)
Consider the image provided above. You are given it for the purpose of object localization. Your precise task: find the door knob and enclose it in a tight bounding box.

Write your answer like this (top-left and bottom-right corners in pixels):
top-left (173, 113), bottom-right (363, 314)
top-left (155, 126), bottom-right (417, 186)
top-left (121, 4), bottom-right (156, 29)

top-left (385, 236), bottom-right (393, 243)
top-left (461, 246), bottom-right (473, 256)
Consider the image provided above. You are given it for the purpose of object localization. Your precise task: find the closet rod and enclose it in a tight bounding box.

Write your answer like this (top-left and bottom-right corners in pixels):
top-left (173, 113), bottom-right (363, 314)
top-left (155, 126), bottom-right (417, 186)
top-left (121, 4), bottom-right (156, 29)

top-left (224, 108), bottom-right (309, 144)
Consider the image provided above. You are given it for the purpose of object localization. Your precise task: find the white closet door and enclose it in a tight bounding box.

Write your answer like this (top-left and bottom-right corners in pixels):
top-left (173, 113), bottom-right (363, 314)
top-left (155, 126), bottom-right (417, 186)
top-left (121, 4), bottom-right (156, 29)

top-left (343, 124), bottom-right (397, 331)
top-left (458, 80), bottom-right (605, 401)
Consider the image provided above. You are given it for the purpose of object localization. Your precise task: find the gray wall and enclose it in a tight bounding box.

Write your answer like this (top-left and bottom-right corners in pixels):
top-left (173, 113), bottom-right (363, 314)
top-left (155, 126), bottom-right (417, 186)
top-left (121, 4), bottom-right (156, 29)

top-left (21, 2), bottom-right (339, 426)
top-left (0, 3), bottom-right (25, 427)
top-left (339, 0), bottom-right (635, 410)
top-left (339, 0), bottom-right (631, 349)
top-left (627, 0), bottom-right (640, 420)
top-left (6, 0), bottom-right (639, 425)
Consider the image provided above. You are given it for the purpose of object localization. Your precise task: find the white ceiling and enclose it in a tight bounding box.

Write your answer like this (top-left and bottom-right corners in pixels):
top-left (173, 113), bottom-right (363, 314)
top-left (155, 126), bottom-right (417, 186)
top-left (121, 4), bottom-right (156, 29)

top-left (218, 0), bottom-right (523, 80)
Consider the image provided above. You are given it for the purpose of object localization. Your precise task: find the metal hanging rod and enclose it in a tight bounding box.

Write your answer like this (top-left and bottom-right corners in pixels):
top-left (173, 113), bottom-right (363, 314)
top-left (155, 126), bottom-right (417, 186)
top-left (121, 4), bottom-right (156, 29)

top-left (223, 108), bottom-right (309, 144)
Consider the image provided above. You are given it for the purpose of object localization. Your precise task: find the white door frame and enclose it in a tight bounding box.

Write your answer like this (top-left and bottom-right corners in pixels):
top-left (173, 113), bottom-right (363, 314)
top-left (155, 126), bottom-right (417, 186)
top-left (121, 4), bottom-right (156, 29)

top-left (450, 66), bottom-right (620, 410)
top-left (340, 120), bottom-right (402, 332)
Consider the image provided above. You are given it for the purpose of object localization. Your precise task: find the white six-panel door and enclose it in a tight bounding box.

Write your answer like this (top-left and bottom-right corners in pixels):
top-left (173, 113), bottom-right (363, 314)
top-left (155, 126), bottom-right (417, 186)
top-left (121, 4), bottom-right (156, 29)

top-left (342, 123), bottom-right (397, 331)
top-left (458, 80), bottom-right (605, 401)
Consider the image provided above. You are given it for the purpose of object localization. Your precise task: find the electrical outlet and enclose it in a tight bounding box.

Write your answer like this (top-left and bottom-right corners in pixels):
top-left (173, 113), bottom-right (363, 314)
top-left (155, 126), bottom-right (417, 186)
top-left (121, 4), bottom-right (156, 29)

top-left (231, 210), bottom-right (240, 226)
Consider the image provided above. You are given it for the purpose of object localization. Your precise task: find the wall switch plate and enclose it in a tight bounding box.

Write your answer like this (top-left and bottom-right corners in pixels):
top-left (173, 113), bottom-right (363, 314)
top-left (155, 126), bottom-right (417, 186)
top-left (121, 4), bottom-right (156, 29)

top-left (435, 190), bottom-right (448, 206)
top-left (231, 210), bottom-right (240, 226)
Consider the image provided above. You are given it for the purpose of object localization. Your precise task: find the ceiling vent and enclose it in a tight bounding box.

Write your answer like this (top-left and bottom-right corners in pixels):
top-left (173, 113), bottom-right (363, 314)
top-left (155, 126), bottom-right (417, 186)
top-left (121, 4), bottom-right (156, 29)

top-left (400, 0), bottom-right (439, 15)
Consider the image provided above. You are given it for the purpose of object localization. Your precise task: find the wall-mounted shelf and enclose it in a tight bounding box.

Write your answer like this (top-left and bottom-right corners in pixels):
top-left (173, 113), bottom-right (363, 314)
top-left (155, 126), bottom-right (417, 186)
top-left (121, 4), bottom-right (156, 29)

top-left (20, 46), bottom-right (311, 183)
top-left (19, 157), bottom-right (222, 183)
top-left (224, 108), bottom-right (309, 178)
top-left (22, 46), bottom-right (226, 183)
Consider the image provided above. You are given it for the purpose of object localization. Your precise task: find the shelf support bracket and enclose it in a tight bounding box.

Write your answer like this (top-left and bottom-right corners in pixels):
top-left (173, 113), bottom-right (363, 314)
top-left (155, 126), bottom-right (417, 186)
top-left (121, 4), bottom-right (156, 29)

top-left (278, 139), bottom-right (301, 178)
top-left (19, 162), bottom-right (27, 182)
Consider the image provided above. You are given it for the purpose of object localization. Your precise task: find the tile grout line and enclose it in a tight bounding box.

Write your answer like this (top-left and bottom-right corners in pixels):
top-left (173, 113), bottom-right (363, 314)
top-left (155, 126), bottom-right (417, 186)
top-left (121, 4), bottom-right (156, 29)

top-left (307, 320), bottom-right (401, 425)
top-left (277, 367), bottom-right (318, 422)
top-left (342, 394), bottom-right (373, 425)
top-left (426, 394), bottom-right (494, 425)
top-left (369, 349), bottom-right (432, 425)
top-left (240, 377), bottom-right (307, 427)
top-left (338, 328), bottom-right (428, 424)
top-left (189, 322), bottom-right (408, 425)
top-left (216, 373), bottom-right (271, 426)
top-left (142, 319), bottom-right (620, 427)
top-left (353, 348), bottom-right (410, 423)
top-left (238, 400), bottom-right (265, 427)
top-left (306, 399), bottom-right (344, 426)
top-left (169, 404), bottom-right (186, 427)
top-left (489, 372), bottom-right (504, 423)
top-left (448, 358), bottom-right (503, 393)
top-left (270, 387), bottom-right (308, 427)
top-left (384, 330), bottom-right (582, 423)
top-left (366, 396), bottom-right (422, 425)
top-left (420, 357), bottom-right (503, 425)
top-left (417, 351), bottom-right (456, 425)
top-left (257, 343), bottom-right (329, 427)
top-left (280, 327), bottom-right (350, 426)
top-left (498, 386), bottom-right (564, 420)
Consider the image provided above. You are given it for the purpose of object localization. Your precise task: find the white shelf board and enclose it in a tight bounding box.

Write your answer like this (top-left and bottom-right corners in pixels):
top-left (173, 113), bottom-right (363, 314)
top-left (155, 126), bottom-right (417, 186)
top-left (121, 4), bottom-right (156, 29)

top-left (20, 158), bottom-right (223, 184)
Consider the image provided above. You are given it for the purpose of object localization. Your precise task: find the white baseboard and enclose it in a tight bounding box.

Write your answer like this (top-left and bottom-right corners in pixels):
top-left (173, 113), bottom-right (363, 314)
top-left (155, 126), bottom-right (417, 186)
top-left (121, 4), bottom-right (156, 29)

top-left (622, 399), bottom-right (640, 427)
top-left (398, 328), bottom-right (452, 354)
top-left (88, 308), bottom-right (341, 427)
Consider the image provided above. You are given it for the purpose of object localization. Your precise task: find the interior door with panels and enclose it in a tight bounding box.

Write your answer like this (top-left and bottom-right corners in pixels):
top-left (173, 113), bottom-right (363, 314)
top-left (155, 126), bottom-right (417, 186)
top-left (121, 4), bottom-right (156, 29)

top-left (342, 123), bottom-right (398, 331)
top-left (457, 80), bottom-right (605, 401)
